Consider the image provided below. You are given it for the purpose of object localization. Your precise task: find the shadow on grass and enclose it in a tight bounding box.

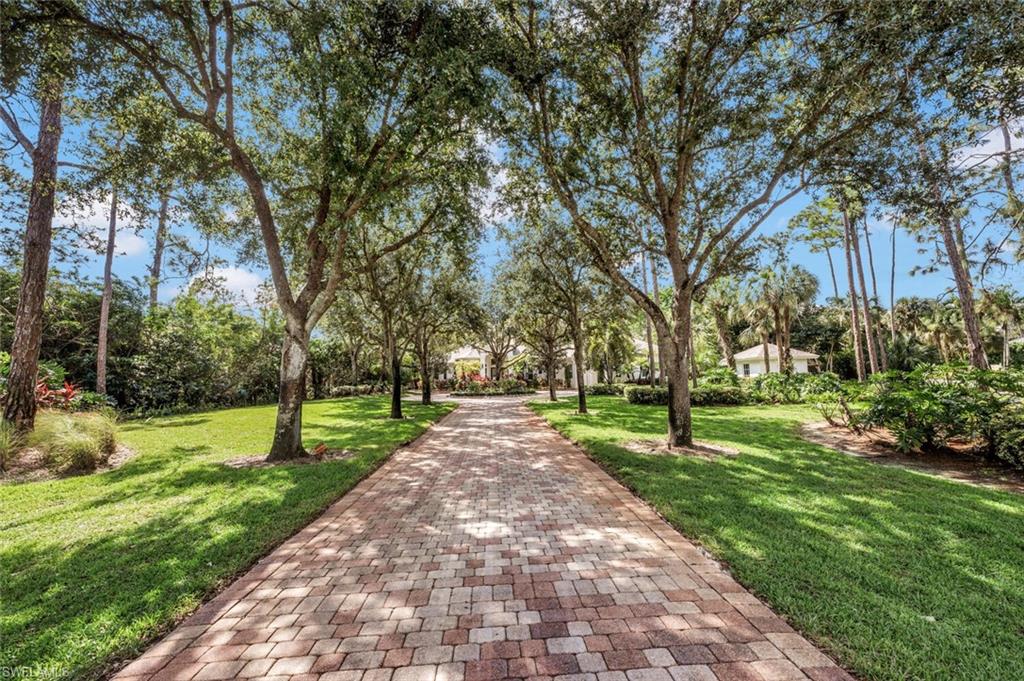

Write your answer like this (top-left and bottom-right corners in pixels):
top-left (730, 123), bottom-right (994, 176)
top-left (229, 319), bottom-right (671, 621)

top-left (0, 397), bottom-right (453, 681)
top-left (531, 397), bottom-right (1024, 681)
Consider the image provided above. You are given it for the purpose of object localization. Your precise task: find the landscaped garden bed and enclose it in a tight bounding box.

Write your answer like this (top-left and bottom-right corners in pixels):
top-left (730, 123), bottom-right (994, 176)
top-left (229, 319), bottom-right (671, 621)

top-left (448, 373), bottom-right (537, 396)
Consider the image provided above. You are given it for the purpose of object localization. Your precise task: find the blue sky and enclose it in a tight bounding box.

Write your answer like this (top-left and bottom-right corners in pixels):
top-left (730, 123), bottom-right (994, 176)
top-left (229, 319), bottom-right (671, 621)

top-left (41, 173), bottom-right (1024, 309)
top-left (4, 111), bottom-right (1021, 310)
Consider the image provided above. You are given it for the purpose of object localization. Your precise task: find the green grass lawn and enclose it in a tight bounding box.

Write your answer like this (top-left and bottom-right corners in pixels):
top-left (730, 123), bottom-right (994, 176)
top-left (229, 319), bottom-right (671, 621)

top-left (530, 396), bottom-right (1024, 681)
top-left (1, 396), bottom-right (454, 681)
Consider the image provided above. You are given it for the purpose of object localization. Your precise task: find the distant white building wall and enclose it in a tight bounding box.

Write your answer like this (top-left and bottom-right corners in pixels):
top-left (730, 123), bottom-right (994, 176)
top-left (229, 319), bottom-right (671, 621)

top-left (724, 343), bottom-right (818, 378)
top-left (733, 357), bottom-right (812, 378)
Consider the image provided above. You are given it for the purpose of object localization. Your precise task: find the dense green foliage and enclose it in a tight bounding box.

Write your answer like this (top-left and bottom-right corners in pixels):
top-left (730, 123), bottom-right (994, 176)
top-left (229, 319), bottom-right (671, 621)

top-left (0, 396), bottom-right (454, 680)
top-left (584, 383), bottom-right (626, 396)
top-left (530, 396), bottom-right (1024, 681)
top-left (624, 372), bottom-right (843, 407)
top-left (815, 365), bottom-right (1024, 468)
top-left (0, 270), bottom-right (397, 415)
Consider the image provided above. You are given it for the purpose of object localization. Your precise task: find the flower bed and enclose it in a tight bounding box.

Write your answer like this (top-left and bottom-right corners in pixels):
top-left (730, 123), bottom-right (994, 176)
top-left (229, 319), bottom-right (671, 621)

top-left (449, 373), bottom-right (537, 396)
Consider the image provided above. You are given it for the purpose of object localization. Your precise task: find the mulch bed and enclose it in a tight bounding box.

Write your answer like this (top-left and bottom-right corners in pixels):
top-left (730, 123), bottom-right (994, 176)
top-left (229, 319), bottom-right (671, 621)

top-left (221, 447), bottom-right (354, 469)
top-left (623, 438), bottom-right (739, 459)
top-left (1, 443), bottom-right (138, 483)
top-left (800, 421), bottom-right (1024, 494)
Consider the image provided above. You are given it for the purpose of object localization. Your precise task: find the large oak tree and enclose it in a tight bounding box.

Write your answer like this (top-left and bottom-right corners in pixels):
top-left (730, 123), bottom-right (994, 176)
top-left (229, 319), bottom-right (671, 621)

top-left (497, 0), bottom-right (943, 445)
top-left (52, 1), bottom-right (491, 458)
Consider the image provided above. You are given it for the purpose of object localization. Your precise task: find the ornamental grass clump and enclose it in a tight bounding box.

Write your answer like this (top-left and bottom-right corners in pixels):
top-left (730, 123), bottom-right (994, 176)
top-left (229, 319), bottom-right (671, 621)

top-left (29, 409), bottom-right (118, 474)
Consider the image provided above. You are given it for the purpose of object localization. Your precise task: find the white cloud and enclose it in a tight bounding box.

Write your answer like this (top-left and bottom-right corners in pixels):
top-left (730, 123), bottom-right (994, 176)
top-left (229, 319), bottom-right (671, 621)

top-left (202, 266), bottom-right (263, 305)
top-left (55, 194), bottom-right (148, 257)
top-left (956, 122), bottom-right (1022, 168)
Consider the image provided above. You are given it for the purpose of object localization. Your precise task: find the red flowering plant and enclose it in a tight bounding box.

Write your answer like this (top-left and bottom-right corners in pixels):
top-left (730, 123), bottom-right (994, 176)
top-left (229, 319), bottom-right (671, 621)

top-left (35, 380), bottom-right (79, 409)
top-left (453, 371), bottom-right (494, 394)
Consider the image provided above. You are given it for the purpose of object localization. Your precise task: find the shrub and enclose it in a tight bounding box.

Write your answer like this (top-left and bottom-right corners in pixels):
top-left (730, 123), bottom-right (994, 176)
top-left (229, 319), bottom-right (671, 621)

top-left (691, 385), bottom-right (748, 406)
top-left (329, 384), bottom-right (384, 397)
top-left (822, 364), bottom-right (1024, 467)
top-left (624, 385), bottom-right (669, 405)
top-left (29, 410), bottom-right (118, 474)
top-left (991, 406), bottom-right (1024, 469)
top-left (585, 383), bottom-right (625, 396)
top-left (71, 390), bottom-right (118, 411)
top-left (800, 372), bottom-right (843, 398)
top-left (813, 391), bottom-right (866, 432)
top-left (449, 373), bottom-right (535, 396)
top-left (749, 373), bottom-right (804, 404)
top-left (701, 367), bottom-right (740, 387)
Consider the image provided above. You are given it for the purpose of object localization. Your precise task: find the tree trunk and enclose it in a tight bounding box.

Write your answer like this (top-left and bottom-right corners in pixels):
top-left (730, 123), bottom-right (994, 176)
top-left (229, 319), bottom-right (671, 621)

top-left (889, 218), bottom-right (897, 344)
top-left (999, 116), bottom-right (1017, 198)
top-left (761, 330), bottom-right (771, 374)
top-left (689, 333), bottom-right (698, 390)
top-left (714, 309), bottom-right (734, 370)
top-left (96, 189), bottom-right (118, 395)
top-left (267, 328), bottom-right (309, 460)
top-left (420, 357), bottom-right (432, 405)
top-left (665, 291), bottom-right (694, 447)
top-left (782, 306), bottom-right (793, 374)
top-left (772, 306), bottom-right (784, 373)
top-left (861, 215), bottom-right (888, 370)
top-left (3, 86), bottom-right (63, 432)
top-left (842, 204), bottom-right (866, 382)
top-left (916, 137), bottom-right (989, 369)
top-left (640, 249), bottom-right (657, 386)
top-left (148, 192), bottom-right (169, 312)
top-left (390, 349), bottom-right (403, 419)
top-left (849, 210), bottom-right (880, 374)
top-left (945, 212), bottom-right (989, 369)
top-left (1004, 322), bottom-right (1011, 369)
top-left (824, 246), bottom-right (840, 300)
top-left (648, 232), bottom-right (662, 385)
top-left (546, 359), bottom-right (557, 401)
top-left (350, 343), bottom-right (361, 383)
top-left (572, 330), bottom-right (588, 414)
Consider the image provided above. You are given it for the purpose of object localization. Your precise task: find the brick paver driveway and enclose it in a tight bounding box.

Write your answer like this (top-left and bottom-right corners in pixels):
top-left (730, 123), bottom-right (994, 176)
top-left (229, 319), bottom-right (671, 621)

top-left (115, 397), bottom-right (853, 681)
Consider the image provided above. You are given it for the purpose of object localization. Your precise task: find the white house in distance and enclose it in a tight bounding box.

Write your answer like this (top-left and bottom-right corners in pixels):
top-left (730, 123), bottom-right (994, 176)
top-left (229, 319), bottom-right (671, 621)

top-left (443, 345), bottom-right (598, 388)
top-left (723, 343), bottom-right (819, 378)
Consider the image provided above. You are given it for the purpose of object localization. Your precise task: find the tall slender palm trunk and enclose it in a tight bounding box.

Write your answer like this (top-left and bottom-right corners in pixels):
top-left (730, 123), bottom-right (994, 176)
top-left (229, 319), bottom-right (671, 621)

top-left (889, 218), bottom-right (897, 344)
top-left (149, 192), bottom-right (169, 312)
top-left (842, 203), bottom-right (866, 382)
top-left (861, 216), bottom-right (888, 370)
top-left (845, 203), bottom-right (879, 374)
top-left (824, 247), bottom-right (840, 300)
top-left (640, 249), bottom-right (657, 386)
top-left (647, 228), bottom-right (662, 385)
top-left (96, 189), bottom-right (118, 394)
top-left (915, 133), bottom-right (989, 369)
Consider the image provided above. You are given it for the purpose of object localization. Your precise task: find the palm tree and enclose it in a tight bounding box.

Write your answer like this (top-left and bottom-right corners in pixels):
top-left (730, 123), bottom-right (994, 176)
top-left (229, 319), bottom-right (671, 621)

top-left (779, 266), bottom-right (820, 373)
top-left (979, 288), bottom-right (1022, 368)
top-left (703, 277), bottom-right (739, 370)
top-left (741, 290), bottom-right (775, 374)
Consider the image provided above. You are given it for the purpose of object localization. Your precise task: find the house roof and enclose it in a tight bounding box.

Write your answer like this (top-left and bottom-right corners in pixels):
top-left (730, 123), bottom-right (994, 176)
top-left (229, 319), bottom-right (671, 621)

top-left (728, 343), bottom-right (819, 362)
